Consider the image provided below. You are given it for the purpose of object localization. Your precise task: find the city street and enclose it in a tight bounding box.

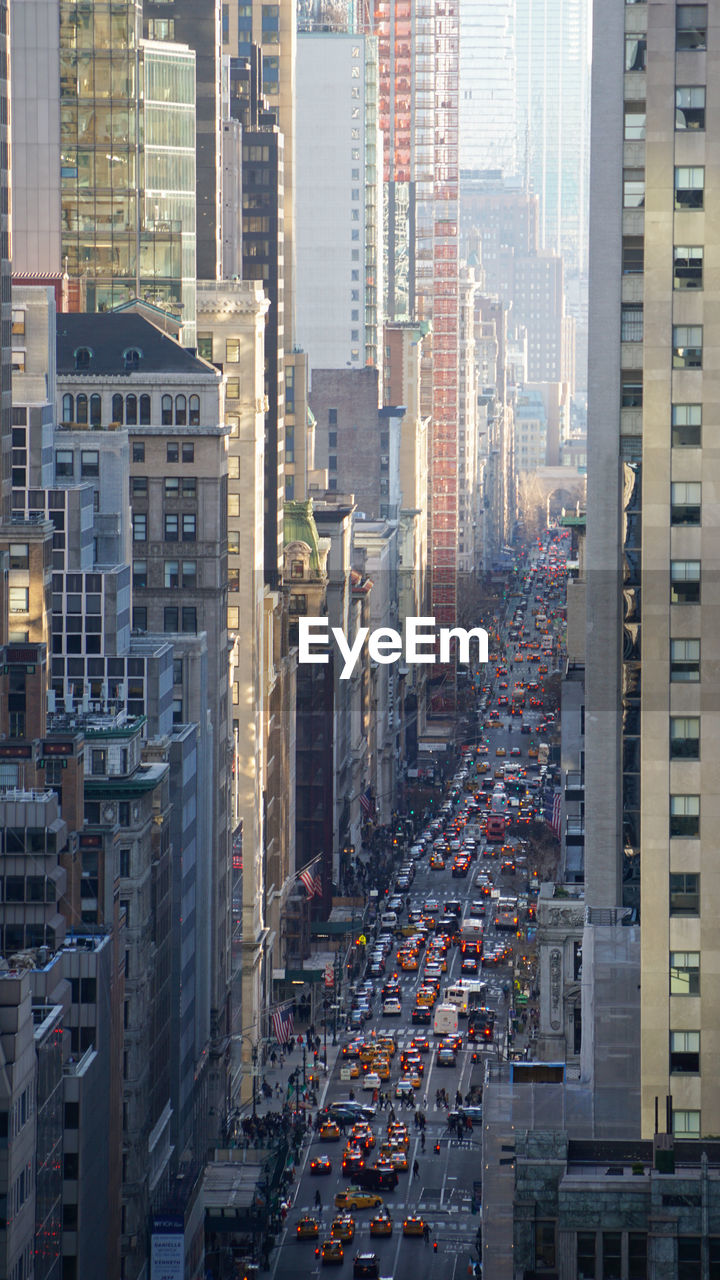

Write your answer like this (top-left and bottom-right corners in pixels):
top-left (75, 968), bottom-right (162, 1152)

top-left (265, 538), bottom-right (567, 1280)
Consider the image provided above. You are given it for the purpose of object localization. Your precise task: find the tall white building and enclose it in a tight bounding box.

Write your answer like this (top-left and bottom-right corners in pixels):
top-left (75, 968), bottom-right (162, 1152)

top-left (459, 0), bottom-right (517, 177)
top-left (295, 32), bottom-right (383, 374)
top-left (515, 0), bottom-right (591, 276)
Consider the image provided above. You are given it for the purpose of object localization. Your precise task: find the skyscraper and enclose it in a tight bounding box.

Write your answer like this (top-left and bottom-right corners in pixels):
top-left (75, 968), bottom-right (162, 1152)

top-left (585, 0), bottom-right (720, 1140)
top-left (0, 0), bottom-right (10, 521)
top-left (514, 0), bottom-right (590, 277)
top-left (459, 0), bottom-right (517, 177)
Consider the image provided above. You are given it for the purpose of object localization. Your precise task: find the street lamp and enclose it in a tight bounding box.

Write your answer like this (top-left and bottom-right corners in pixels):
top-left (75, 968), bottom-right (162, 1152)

top-left (231, 1031), bottom-right (261, 1119)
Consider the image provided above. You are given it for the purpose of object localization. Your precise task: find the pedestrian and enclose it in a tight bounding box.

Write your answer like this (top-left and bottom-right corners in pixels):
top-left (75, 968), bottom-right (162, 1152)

top-left (424, 1223), bottom-right (431, 1244)
top-left (270, 1050), bottom-right (277, 1066)
top-left (413, 1159), bottom-right (420, 1178)
top-left (421, 1131), bottom-right (426, 1152)
top-left (314, 1189), bottom-right (322, 1209)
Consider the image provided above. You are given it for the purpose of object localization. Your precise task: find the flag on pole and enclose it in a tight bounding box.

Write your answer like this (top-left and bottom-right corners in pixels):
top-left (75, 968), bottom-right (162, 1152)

top-left (545, 789), bottom-right (562, 838)
top-left (271, 1001), bottom-right (294, 1045)
top-left (300, 865), bottom-right (320, 898)
top-left (313, 869), bottom-right (323, 897)
top-left (359, 787), bottom-right (374, 819)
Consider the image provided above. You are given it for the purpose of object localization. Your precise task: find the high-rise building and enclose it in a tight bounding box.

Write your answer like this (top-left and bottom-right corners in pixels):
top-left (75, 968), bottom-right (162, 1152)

top-left (459, 0), bottom-right (517, 177)
top-left (514, 0), bottom-right (591, 277)
top-left (11, 2), bottom-right (198, 342)
top-left (0, 0), bottom-right (10, 521)
top-left (295, 31), bottom-right (382, 374)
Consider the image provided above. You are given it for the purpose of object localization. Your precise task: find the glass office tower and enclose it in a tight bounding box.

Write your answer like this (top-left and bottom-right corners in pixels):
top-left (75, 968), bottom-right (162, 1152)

top-left (59, 2), bottom-right (196, 341)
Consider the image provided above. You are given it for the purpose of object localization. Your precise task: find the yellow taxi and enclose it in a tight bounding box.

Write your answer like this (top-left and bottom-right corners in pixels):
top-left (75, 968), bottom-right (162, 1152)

top-left (346, 1060), bottom-right (360, 1078)
top-left (373, 1058), bottom-right (390, 1081)
top-left (403, 1216), bottom-right (426, 1237)
top-left (430, 852), bottom-right (445, 870)
top-left (398, 952), bottom-right (419, 971)
top-left (477, 761), bottom-right (489, 774)
top-left (319, 1121), bottom-right (341, 1142)
top-left (334, 1188), bottom-right (384, 1211)
top-left (319, 1239), bottom-right (344, 1265)
top-left (350, 1124), bottom-right (375, 1150)
top-left (330, 1216), bottom-right (355, 1242)
top-left (528, 745), bottom-right (538, 759)
top-left (359, 1043), bottom-right (377, 1063)
top-left (380, 1146), bottom-right (409, 1171)
top-left (428, 952), bottom-right (447, 972)
top-left (496, 746), bottom-right (506, 757)
top-left (387, 1125), bottom-right (409, 1149)
top-left (369, 1212), bottom-right (393, 1237)
top-left (375, 1036), bottom-right (397, 1058)
top-left (297, 1216), bottom-right (320, 1240)
top-left (416, 988), bottom-right (435, 1008)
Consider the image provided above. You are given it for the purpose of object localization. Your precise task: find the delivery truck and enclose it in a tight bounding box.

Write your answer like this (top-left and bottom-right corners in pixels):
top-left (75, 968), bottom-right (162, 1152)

top-left (433, 1003), bottom-right (459, 1036)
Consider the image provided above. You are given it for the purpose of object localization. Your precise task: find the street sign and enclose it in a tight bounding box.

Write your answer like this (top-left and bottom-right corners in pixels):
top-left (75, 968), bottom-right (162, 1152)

top-left (357, 934), bottom-right (367, 945)
top-left (340, 1066), bottom-right (352, 1081)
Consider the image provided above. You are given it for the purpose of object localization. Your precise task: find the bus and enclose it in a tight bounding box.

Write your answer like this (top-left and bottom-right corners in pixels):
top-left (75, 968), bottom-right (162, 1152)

top-left (486, 812), bottom-right (505, 842)
top-left (494, 897), bottom-right (519, 931)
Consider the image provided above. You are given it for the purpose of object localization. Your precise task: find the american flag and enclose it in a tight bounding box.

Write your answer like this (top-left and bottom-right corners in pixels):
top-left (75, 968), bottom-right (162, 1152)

top-left (547, 790), bottom-right (562, 838)
top-left (299, 865), bottom-right (321, 898)
top-left (271, 1001), bottom-right (294, 1045)
top-left (359, 787), bottom-right (374, 819)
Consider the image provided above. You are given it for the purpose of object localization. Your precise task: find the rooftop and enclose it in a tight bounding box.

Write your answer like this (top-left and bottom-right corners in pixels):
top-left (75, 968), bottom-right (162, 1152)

top-left (56, 314), bottom-right (218, 379)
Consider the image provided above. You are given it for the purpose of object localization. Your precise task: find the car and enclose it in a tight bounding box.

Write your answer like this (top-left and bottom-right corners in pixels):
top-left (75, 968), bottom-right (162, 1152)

top-left (311, 1154), bottom-right (333, 1175)
top-left (329, 1101), bottom-right (376, 1121)
top-left (369, 1212), bottom-right (393, 1237)
top-left (382, 998), bottom-right (402, 1016)
top-left (342, 1149), bottom-right (366, 1175)
top-left (353, 1254), bottom-right (380, 1279)
top-left (362, 1071), bottom-right (381, 1091)
top-left (387, 1148), bottom-right (409, 1171)
top-left (411, 1006), bottom-right (431, 1025)
top-left (331, 1215), bottom-right (356, 1242)
top-left (461, 956), bottom-right (479, 974)
top-left (334, 1188), bottom-right (384, 1211)
top-left (510, 746), bottom-right (521, 757)
top-left (430, 853), bottom-right (445, 869)
top-left (350, 1124), bottom-right (375, 1151)
top-left (395, 1079), bottom-right (415, 1099)
top-left (462, 1105), bottom-right (484, 1122)
top-left (411, 1033), bottom-right (430, 1053)
top-left (318, 1239), bottom-right (344, 1265)
top-left (437, 1047), bottom-right (456, 1067)
top-left (403, 1216), bottom-right (426, 1237)
top-left (319, 1121), bottom-right (341, 1141)
top-left (496, 746), bottom-right (506, 757)
top-left (297, 1216), bottom-right (320, 1240)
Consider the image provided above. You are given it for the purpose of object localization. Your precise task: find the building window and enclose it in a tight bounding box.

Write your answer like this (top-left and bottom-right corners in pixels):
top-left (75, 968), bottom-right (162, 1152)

top-left (624, 109), bottom-right (646, 140)
top-left (228, 606), bottom-right (239, 630)
top-left (12, 309), bottom-right (25, 336)
top-left (670, 952), bottom-right (700, 996)
top-left (676, 5), bottom-right (707, 50)
top-left (126, 394), bottom-right (137, 426)
top-left (676, 86), bottom-right (706, 130)
top-left (670, 560), bottom-right (700, 604)
top-left (625, 34), bottom-right (646, 69)
top-left (675, 167), bottom-right (704, 210)
top-left (189, 395), bottom-right (200, 426)
top-left (55, 450), bottom-right (74, 478)
top-left (672, 403), bottom-right (701, 447)
top-left (670, 716), bottom-right (700, 758)
top-left (164, 560), bottom-right (179, 589)
top-left (162, 395), bottom-right (173, 426)
top-left (182, 560), bottom-right (196, 589)
top-left (576, 1232), bottom-right (596, 1279)
top-left (81, 450), bottom-right (99, 478)
top-left (9, 544), bottom-right (29, 570)
top-left (289, 594), bottom-right (307, 615)
top-left (671, 638), bottom-right (700, 681)
top-left (132, 476), bottom-right (147, 498)
top-left (198, 335), bottom-right (213, 361)
top-left (291, 560), bottom-right (304, 579)
top-left (140, 394), bottom-right (151, 425)
top-left (167, 442), bottom-right (179, 462)
top-left (228, 494), bottom-right (240, 518)
top-left (133, 513), bottom-right (147, 542)
top-left (164, 513), bottom-right (179, 541)
top-left (670, 482), bottom-right (701, 525)
top-left (182, 514), bottom-right (196, 541)
top-left (621, 305), bottom-right (643, 341)
top-left (165, 477), bottom-right (179, 498)
top-left (133, 560), bottom-right (147, 589)
top-left (328, 408), bottom-right (338, 425)
top-left (672, 325), bottom-right (702, 368)
top-left (8, 587), bottom-right (29, 614)
top-left (90, 394), bottom-right (101, 425)
top-left (132, 442), bottom-right (145, 463)
top-left (535, 1221), bottom-right (556, 1269)
top-left (175, 395), bottom-right (186, 426)
top-left (674, 245), bottom-right (703, 290)
top-left (225, 339), bottom-right (240, 362)
top-left (133, 606), bottom-right (147, 630)
top-left (228, 531), bottom-right (239, 555)
top-left (62, 393), bottom-right (74, 423)
top-left (181, 607), bottom-right (197, 633)
top-left (111, 393), bottom-right (123, 423)
top-left (602, 1233), bottom-right (622, 1280)
top-left (182, 442), bottom-right (194, 463)
top-left (329, 455), bottom-right (337, 471)
top-left (182, 477), bottom-right (196, 498)
top-left (163, 607), bottom-right (178, 632)
top-left (709, 1240), bottom-right (720, 1280)
top-left (623, 170), bottom-right (645, 207)
top-left (671, 1030), bottom-right (700, 1074)
top-left (621, 376), bottom-right (643, 407)
top-left (673, 1112), bottom-right (701, 1139)
top-left (670, 872), bottom-right (699, 915)
top-left (226, 379), bottom-right (240, 399)
top-left (328, 431), bottom-right (337, 448)
top-left (670, 794), bottom-right (700, 838)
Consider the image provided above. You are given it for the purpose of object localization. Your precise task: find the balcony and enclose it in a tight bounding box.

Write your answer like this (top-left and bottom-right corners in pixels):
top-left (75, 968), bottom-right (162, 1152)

top-left (565, 772), bottom-right (584, 802)
top-left (565, 816), bottom-right (585, 845)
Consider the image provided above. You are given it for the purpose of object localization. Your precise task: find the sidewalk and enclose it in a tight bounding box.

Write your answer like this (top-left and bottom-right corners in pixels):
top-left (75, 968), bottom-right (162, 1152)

top-left (250, 1033), bottom-right (344, 1118)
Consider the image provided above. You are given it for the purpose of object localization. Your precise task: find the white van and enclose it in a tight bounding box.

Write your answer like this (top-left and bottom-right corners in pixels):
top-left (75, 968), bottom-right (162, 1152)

top-left (433, 1003), bottom-right (459, 1036)
top-left (380, 911), bottom-right (398, 929)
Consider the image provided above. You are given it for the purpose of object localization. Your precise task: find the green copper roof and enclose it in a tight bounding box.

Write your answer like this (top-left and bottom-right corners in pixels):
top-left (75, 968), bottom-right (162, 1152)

top-left (283, 499), bottom-right (324, 571)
